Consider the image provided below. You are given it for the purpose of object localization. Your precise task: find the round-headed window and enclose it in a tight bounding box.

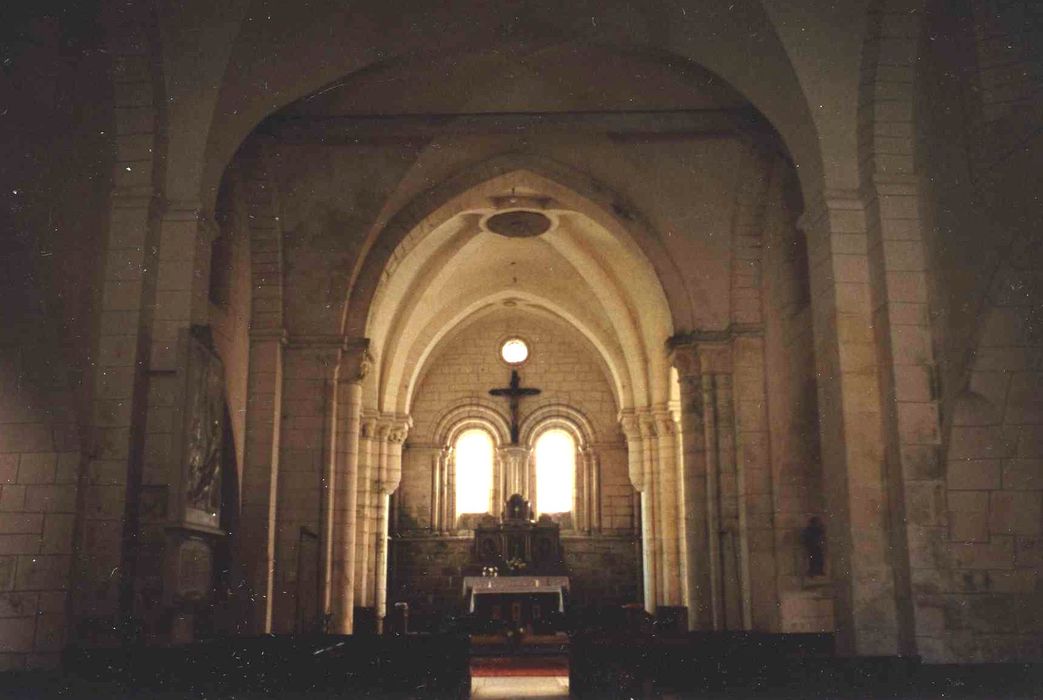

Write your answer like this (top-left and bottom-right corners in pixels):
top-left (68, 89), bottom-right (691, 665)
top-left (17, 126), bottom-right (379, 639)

top-left (500, 337), bottom-right (529, 365)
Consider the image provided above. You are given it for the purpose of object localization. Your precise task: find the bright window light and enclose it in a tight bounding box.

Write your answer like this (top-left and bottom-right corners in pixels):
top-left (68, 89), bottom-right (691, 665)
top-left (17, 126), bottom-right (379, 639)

top-left (500, 338), bottom-right (529, 364)
top-left (535, 429), bottom-right (575, 514)
top-left (455, 429), bottom-right (494, 516)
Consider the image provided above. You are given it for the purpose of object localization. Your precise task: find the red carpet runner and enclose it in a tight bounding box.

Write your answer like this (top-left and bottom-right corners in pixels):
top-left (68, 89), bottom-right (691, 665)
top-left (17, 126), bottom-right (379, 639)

top-left (470, 655), bottom-right (569, 677)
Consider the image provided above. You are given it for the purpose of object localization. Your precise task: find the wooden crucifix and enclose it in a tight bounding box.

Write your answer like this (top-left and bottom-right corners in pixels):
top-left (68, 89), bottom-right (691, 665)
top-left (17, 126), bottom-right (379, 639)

top-left (489, 370), bottom-right (541, 445)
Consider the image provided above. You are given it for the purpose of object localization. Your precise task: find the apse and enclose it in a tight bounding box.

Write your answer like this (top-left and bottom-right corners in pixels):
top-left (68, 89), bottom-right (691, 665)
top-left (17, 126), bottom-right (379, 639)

top-left (355, 166), bottom-right (678, 625)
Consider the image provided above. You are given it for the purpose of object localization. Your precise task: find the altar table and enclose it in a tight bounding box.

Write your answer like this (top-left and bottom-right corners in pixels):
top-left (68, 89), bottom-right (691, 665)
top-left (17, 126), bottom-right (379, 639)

top-left (462, 575), bottom-right (570, 613)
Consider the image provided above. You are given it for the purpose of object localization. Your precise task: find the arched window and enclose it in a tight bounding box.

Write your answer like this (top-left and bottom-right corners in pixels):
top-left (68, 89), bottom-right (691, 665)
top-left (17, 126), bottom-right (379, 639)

top-left (534, 429), bottom-right (576, 514)
top-left (454, 428), bottom-right (494, 517)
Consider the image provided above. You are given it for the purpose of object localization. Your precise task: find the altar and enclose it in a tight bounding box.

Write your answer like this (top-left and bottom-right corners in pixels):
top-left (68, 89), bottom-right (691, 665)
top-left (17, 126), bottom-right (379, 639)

top-left (464, 494), bottom-right (570, 635)
top-left (463, 575), bottom-right (570, 617)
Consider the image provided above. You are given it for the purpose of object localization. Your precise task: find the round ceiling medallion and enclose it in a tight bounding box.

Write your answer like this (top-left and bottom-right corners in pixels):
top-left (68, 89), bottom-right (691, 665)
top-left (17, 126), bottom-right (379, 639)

top-left (484, 210), bottom-right (553, 238)
top-left (500, 338), bottom-right (529, 364)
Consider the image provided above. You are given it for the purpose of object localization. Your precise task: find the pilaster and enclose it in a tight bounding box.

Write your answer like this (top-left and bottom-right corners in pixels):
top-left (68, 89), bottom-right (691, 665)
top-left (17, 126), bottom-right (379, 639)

top-left (668, 343), bottom-right (714, 630)
top-left (270, 336), bottom-right (344, 633)
top-left (239, 327), bottom-right (286, 634)
top-left (653, 409), bottom-right (683, 607)
top-left (620, 410), bottom-right (657, 613)
top-left (799, 189), bottom-right (902, 655)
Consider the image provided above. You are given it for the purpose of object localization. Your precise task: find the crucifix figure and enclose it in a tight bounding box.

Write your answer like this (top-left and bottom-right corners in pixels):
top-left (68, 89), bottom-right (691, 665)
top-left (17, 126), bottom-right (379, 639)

top-left (489, 370), bottom-right (541, 444)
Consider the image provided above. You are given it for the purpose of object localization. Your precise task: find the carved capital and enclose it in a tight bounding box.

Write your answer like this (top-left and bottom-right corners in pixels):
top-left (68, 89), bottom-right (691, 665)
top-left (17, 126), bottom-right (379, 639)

top-left (652, 409), bottom-right (677, 437)
top-left (638, 412), bottom-right (658, 440)
top-left (669, 342), bottom-right (701, 379)
top-left (339, 338), bottom-right (372, 384)
top-left (386, 416), bottom-right (411, 444)
top-left (618, 409), bottom-right (641, 443)
top-left (361, 416), bottom-right (380, 439)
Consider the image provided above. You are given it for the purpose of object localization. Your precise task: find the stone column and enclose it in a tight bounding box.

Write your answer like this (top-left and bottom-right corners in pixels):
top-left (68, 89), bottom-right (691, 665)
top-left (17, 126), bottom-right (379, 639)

top-left (670, 344), bottom-right (713, 630)
top-left (374, 417), bottom-right (409, 632)
top-left (621, 410), bottom-right (657, 613)
top-left (430, 449), bottom-right (443, 532)
top-left (699, 344), bottom-right (744, 629)
top-left (354, 418), bottom-right (381, 611)
top-left (440, 447), bottom-right (453, 532)
top-left (500, 446), bottom-right (531, 503)
top-left (240, 328), bottom-right (286, 634)
top-left (319, 367), bottom-right (338, 624)
top-left (639, 413), bottom-right (666, 604)
top-left (580, 447), bottom-right (601, 533)
top-left (271, 339), bottom-right (343, 633)
top-left (329, 342), bottom-right (369, 634)
top-left (237, 167), bottom-right (286, 635)
top-left (732, 334), bottom-right (779, 631)
top-left (653, 409), bottom-right (683, 606)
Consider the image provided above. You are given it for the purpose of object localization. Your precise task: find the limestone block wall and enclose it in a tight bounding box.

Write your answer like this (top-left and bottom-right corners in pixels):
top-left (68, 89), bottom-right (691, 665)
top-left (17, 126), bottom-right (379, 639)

top-left (406, 313), bottom-right (623, 447)
top-left (904, 1), bottom-right (1043, 662)
top-left (0, 345), bottom-right (80, 670)
top-left (931, 244), bottom-right (1043, 661)
top-left (560, 535), bottom-right (641, 608)
top-left (0, 6), bottom-right (112, 669)
top-left (388, 537), bottom-right (471, 630)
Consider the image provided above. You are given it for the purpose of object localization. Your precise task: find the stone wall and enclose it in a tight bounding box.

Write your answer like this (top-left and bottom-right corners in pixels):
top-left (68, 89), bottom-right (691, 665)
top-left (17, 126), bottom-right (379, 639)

top-left (406, 312), bottom-right (623, 446)
top-left (0, 5), bottom-right (112, 669)
top-left (896, 2), bottom-right (1043, 662)
top-left (0, 347), bottom-right (80, 670)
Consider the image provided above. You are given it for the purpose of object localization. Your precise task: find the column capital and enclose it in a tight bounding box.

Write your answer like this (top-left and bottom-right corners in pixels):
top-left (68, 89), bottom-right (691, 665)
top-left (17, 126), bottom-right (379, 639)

top-left (361, 414), bottom-right (380, 439)
top-left (638, 410), bottom-right (659, 440)
top-left (651, 407), bottom-right (678, 437)
top-left (669, 338), bottom-right (732, 375)
top-left (367, 413), bottom-right (412, 444)
top-left (339, 338), bottom-right (372, 385)
top-left (387, 416), bottom-right (411, 445)
top-left (669, 342), bottom-right (701, 378)
top-left (618, 409), bottom-right (642, 443)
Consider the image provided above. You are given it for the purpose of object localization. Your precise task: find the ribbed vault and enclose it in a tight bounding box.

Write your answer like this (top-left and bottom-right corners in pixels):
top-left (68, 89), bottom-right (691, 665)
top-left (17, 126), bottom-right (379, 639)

top-left (360, 168), bottom-right (675, 416)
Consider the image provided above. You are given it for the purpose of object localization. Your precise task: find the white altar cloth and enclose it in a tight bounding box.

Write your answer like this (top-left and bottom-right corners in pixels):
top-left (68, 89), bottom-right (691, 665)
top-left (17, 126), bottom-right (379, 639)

top-left (462, 576), bottom-right (570, 612)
